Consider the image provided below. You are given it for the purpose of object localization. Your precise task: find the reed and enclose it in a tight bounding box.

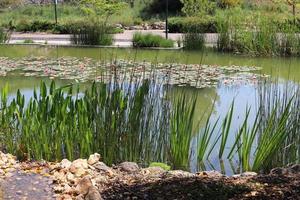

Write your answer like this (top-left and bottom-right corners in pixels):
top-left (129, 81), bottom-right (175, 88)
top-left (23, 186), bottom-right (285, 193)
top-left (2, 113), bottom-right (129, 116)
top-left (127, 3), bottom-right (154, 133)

top-left (70, 20), bottom-right (113, 46)
top-left (0, 27), bottom-right (10, 43)
top-left (132, 32), bottom-right (174, 48)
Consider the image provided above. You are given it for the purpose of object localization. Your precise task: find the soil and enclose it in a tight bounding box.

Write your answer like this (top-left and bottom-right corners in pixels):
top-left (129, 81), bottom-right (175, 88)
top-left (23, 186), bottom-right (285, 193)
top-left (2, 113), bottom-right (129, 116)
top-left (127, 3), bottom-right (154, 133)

top-left (101, 174), bottom-right (300, 200)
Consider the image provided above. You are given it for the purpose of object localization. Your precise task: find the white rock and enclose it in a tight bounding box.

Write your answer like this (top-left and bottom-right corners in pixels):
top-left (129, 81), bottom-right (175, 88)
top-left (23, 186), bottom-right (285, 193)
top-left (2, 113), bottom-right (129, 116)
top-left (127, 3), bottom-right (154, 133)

top-left (75, 176), bottom-right (92, 195)
top-left (88, 153), bottom-right (101, 165)
top-left (61, 159), bottom-right (72, 169)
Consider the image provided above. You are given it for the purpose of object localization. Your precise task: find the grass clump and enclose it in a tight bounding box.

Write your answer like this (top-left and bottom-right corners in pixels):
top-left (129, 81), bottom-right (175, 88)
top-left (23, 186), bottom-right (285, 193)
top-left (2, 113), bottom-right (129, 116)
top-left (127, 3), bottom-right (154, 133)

top-left (182, 31), bottom-right (205, 50)
top-left (133, 32), bottom-right (174, 48)
top-left (0, 27), bottom-right (10, 43)
top-left (70, 20), bottom-right (113, 46)
top-left (149, 162), bottom-right (171, 170)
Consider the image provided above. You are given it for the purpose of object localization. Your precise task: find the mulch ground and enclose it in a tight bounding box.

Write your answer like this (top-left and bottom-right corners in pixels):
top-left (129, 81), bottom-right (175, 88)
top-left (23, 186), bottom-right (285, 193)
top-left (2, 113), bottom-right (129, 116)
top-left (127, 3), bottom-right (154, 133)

top-left (101, 174), bottom-right (300, 200)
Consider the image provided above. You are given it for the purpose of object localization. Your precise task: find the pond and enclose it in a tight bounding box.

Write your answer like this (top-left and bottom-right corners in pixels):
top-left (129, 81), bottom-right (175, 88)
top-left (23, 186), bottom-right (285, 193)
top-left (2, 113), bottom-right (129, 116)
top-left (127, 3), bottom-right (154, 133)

top-left (0, 45), bottom-right (299, 175)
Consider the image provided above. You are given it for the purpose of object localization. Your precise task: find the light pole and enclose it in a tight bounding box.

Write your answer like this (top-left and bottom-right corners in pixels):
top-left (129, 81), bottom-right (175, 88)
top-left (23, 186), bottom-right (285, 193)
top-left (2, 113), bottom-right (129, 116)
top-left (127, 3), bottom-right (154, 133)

top-left (165, 0), bottom-right (169, 39)
top-left (54, 0), bottom-right (58, 25)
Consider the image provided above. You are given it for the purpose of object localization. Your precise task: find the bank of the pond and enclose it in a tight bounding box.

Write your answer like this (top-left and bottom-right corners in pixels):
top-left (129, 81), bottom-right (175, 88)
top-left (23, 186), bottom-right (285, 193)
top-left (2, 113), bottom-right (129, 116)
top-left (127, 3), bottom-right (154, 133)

top-left (0, 152), bottom-right (299, 200)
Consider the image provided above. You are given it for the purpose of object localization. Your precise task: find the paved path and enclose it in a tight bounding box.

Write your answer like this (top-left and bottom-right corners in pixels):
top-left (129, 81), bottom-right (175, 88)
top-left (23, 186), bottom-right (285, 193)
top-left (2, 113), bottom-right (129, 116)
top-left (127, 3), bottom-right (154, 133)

top-left (0, 171), bottom-right (55, 200)
top-left (9, 30), bottom-right (218, 47)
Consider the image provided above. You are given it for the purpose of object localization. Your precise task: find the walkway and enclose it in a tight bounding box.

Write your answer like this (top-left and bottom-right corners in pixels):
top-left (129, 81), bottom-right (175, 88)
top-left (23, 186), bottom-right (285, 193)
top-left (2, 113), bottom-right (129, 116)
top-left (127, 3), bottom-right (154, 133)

top-left (9, 30), bottom-right (218, 47)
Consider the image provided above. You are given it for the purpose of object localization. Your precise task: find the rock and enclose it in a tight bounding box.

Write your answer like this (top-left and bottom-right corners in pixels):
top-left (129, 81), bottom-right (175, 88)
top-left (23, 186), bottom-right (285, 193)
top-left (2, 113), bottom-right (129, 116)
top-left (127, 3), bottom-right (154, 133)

top-left (76, 176), bottom-right (92, 195)
top-left (76, 194), bottom-right (85, 200)
top-left (94, 162), bottom-right (110, 172)
top-left (118, 162), bottom-right (139, 173)
top-left (142, 167), bottom-right (165, 175)
top-left (88, 153), bottom-right (101, 166)
top-left (61, 159), bottom-right (72, 169)
top-left (61, 194), bottom-right (73, 200)
top-left (53, 171), bottom-right (67, 183)
top-left (241, 172), bottom-right (257, 177)
top-left (203, 170), bottom-right (224, 178)
top-left (290, 164), bottom-right (300, 173)
top-left (270, 167), bottom-right (288, 175)
top-left (66, 172), bottom-right (76, 184)
top-left (165, 170), bottom-right (195, 178)
top-left (85, 186), bottom-right (102, 200)
top-left (70, 159), bottom-right (88, 177)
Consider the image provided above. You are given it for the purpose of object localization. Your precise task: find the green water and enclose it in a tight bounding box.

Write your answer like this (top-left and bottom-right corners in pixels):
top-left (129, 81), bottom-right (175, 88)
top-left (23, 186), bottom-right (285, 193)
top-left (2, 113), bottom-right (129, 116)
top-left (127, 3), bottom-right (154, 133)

top-left (0, 45), bottom-right (299, 174)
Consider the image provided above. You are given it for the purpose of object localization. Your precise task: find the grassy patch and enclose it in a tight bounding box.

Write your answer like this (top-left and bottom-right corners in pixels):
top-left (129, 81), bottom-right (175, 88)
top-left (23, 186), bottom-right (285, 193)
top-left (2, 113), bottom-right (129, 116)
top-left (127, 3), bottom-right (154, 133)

top-left (132, 32), bottom-right (174, 48)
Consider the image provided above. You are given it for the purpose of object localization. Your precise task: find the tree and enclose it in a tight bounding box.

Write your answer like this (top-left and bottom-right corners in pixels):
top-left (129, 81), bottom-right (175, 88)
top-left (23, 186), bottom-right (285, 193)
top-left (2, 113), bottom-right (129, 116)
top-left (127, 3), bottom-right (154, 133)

top-left (218, 0), bottom-right (241, 8)
top-left (180, 0), bottom-right (216, 16)
top-left (0, 0), bottom-right (22, 8)
top-left (80, 0), bottom-right (126, 21)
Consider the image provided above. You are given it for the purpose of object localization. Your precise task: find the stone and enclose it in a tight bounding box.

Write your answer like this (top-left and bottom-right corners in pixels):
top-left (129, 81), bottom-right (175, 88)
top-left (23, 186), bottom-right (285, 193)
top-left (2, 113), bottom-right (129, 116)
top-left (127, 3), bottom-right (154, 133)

top-left (142, 167), bottom-right (165, 175)
top-left (241, 172), bottom-right (258, 177)
top-left (75, 176), bottom-right (93, 195)
top-left (270, 167), bottom-right (288, 175)
top-left (290, 164), bottom-right (300, 173)
top-left (66, 172), bottom-right (76, 184)
top-left (61, 194), bottom-right (73, 200)
top-left (75, 194), bottom-right (85, 200)
top-left (94, 162), bottom-right (110, 172)
top-left (165, 170), bottom-right (195, 178)
top-left (61, 159), bottom-right (72, 169)
top-left (203, 170), bottom-right (224, 178)
top-left (70, 159), bottom-right (88, 177)
top-left (85, 186), bottom-right (102, 200)
top-left (118, 162), bottom-right (139, 173)
top-left (88, 153), bottom-right (101, 166)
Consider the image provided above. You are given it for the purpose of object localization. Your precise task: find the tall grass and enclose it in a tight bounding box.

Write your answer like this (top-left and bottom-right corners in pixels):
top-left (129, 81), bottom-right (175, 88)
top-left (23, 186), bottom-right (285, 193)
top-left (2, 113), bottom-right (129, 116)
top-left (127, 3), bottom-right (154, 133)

top-left (169, 94), bottom-right (197, 168)
top-left (132, 32), bottom-right (174, 48)
top-left (216, 11), bottom-right (300, 56)
top-left (70, 20), bottom-right (113, 46)
top-left (182, 32), bottom-right (205, 50)
top-left (1, 78), bottom-right (299, 172)
top-left (0, 27), bottom-right (10, 43)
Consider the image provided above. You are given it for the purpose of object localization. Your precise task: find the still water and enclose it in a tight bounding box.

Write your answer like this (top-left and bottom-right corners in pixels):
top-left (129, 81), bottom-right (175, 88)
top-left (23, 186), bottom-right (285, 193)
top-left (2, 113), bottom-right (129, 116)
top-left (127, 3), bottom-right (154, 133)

top-left (0, 45), bottom-right (298, 174)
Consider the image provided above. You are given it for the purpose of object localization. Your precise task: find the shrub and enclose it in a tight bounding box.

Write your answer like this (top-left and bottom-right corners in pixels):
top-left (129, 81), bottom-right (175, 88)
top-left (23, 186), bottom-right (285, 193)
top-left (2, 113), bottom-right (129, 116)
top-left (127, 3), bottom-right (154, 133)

top-left (132, 32), bottom-right (174, 48)
top-left (168, 17), bottom-right (217, 33)
top-left (0, 27), bottom-right (10, 43)
top-left (70, 20), bottom-right (113, 46)
top-left (218, 0), bottom-right (241, 8)
top-left (183, 32), bottom-right (205, 50)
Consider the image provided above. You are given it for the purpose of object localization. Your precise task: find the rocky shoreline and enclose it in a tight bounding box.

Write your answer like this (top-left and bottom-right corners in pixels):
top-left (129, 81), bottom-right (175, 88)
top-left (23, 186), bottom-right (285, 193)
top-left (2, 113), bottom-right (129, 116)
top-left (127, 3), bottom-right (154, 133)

top-left (0, 152), bottom-right (299, 200)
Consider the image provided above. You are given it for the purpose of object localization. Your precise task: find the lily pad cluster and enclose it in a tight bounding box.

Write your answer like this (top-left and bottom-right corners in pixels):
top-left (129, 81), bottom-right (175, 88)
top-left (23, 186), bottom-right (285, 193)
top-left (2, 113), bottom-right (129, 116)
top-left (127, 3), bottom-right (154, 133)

top-left (0, 56), bottom-right (267, 88)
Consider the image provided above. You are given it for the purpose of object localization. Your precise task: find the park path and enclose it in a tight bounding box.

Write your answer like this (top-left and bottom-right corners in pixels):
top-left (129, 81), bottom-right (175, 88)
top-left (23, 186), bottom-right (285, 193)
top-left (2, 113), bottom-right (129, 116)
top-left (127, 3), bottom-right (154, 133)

top-left (9, 30), bottom-right (218, 47)
top-left (0, 171), bottom-right (55, 200)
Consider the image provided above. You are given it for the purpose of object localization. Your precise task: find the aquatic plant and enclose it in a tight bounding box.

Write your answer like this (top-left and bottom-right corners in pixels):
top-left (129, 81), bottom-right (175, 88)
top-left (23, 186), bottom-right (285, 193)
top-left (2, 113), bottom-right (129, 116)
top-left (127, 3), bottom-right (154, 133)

top-left (132, 32), bottom-right (174, 48)
top-left (169, 94), bottom-right (197, 168)
top-left (70, 20), bottom-right (113, 46)
top-left (0, 27), bottom-right (10, 43)
top-left (182, 32), bottom-right (205, 50)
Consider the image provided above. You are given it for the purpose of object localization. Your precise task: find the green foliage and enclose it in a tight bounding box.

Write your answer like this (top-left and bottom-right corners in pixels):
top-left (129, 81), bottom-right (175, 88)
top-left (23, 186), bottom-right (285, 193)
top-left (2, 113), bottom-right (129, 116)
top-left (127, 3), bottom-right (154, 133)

top-left (149, 162), bottom-right (171, 170)
top-left (70, 19), bottom-right (114, 45)
top-left (169, 94), bottom-right (197, 168)
top-left (218, 0), bottom-right (241, 8)
top-left (182, 32), bottom-right (205, 50)
top-left (23, 39), bottom-right (34, 44)
top-left (180, 0), bottom-right (216, 16)
top-left (79, 0), bottom-right (126, 19)
top-left (0, 0), bottom-right (20, 8)
top-left (0, 27), bottom-right (10, 43)
top-left (168, 17), bottom-right (217, 33)
top-left (132, 33), bottom-right (174, 48)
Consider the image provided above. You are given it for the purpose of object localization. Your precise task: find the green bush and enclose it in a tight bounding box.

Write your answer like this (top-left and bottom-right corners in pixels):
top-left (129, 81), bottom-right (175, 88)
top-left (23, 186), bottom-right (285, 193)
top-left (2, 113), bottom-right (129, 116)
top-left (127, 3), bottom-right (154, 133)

top-left (0, 27), bottom-right (10, 43)
top-left (132, 32), bottom-right (174, 48)
top-left (183, 32), bottom-right (205, 50)
top-left (168, 17), bottom-right (217, 33)
top-left (70, 20), bottom-right (113, 46)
